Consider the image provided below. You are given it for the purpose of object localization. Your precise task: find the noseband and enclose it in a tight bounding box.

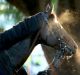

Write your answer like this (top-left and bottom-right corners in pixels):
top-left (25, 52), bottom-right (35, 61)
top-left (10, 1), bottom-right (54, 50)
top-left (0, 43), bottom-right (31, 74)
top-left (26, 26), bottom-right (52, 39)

top-left (37, 37), bottom-right (74, 75)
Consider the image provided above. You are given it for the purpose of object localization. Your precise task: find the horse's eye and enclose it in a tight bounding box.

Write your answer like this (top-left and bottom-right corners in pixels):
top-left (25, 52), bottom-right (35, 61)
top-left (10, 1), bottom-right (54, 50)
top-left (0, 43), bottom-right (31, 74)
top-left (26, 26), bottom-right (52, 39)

top-left (49, 14), bottom-right (55, 19)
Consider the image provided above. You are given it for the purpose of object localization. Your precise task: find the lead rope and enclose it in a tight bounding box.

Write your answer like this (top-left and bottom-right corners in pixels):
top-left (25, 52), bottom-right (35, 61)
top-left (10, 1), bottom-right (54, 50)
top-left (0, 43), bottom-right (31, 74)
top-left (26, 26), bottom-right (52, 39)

top-left (39, 37), bottom-right (68, 75)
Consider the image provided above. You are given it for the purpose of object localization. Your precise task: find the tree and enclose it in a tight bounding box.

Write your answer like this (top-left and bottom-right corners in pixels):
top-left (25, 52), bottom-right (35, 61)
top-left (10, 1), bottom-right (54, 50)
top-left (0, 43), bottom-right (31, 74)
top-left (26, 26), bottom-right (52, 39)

top-left (6, 0), bottom-right (52, 16)
top-left (0, 0), bottom-right (24, 30)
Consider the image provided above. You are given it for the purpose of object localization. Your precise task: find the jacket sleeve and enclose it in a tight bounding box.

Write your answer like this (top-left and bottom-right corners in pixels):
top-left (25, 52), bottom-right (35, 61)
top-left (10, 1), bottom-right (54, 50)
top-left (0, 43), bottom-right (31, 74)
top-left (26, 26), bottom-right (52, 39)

top-left (0, 12), bottom-right (46, 51)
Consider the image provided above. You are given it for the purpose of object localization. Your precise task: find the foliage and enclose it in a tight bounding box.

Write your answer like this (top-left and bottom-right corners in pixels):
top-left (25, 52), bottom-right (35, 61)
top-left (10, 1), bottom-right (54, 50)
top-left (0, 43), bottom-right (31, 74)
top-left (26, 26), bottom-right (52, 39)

top-left (0, 0), bottom-right (24, 31)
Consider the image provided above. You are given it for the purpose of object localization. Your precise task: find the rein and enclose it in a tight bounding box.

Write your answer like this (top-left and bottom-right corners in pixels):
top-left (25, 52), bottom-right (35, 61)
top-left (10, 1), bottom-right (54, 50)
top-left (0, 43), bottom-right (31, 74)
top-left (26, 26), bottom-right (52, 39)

top-left (37, 37), bottom-right (73, 75)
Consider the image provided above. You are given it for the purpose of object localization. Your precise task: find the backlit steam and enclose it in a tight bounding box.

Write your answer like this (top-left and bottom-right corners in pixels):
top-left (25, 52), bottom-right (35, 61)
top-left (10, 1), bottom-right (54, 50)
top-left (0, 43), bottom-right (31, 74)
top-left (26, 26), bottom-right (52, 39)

top-left (75, 48), bottom-right (80, 64)
top-left (59, 10), bottom-right (80, 65)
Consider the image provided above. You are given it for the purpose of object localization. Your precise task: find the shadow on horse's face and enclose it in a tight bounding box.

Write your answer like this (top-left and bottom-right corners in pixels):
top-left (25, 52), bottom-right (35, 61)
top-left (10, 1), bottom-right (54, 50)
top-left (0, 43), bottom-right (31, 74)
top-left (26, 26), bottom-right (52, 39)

top-left (41, 13), bottom-right (78, 55)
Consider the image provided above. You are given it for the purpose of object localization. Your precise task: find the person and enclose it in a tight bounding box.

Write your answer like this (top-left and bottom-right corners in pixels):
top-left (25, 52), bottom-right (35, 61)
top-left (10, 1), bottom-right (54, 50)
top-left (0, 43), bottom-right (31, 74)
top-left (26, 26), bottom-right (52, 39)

top-left (0, 12), bottom-right (49, 51)
top-left (0, 11), bottom-right (50, 75)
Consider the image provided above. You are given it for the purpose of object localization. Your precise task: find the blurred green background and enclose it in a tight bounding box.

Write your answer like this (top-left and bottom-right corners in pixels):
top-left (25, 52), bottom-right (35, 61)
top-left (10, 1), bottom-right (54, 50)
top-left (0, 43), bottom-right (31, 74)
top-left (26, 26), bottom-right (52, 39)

top-left (0, 0), bottom-right (24, 31)
top-left (0, 0), bottom-right (57, 31)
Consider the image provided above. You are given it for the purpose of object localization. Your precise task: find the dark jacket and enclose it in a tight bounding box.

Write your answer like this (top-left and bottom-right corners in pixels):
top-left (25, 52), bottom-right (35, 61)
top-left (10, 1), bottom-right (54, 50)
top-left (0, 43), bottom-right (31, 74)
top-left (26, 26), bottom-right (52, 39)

top-left (0, 12), bottom-right (47, 51)
top-left (0, 12), bottom-right (48, 75)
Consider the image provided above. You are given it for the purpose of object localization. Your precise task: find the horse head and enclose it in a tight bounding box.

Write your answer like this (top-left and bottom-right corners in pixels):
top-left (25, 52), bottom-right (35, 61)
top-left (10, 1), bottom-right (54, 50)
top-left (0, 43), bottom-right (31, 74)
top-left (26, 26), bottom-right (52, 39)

top-left (41, 12), bottom-right (78, 56)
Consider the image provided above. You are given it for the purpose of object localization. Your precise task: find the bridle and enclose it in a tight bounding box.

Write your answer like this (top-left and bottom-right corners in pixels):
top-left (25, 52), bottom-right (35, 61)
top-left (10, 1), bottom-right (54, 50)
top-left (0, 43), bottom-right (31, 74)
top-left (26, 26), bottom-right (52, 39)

top-left (37, 37), bottom-right (74, 75)
top-left (30, 4), bottom-right (75, 75)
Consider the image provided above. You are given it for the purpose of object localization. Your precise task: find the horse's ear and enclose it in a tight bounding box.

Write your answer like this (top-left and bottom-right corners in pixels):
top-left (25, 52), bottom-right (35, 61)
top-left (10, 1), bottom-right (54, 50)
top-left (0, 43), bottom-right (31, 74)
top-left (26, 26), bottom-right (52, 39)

top-left (45, 3), bottom-right (56, 19)
top-left (45, 3), bottom-right (54, 15)
top-left (45, 4), bottom-right (51, 12)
